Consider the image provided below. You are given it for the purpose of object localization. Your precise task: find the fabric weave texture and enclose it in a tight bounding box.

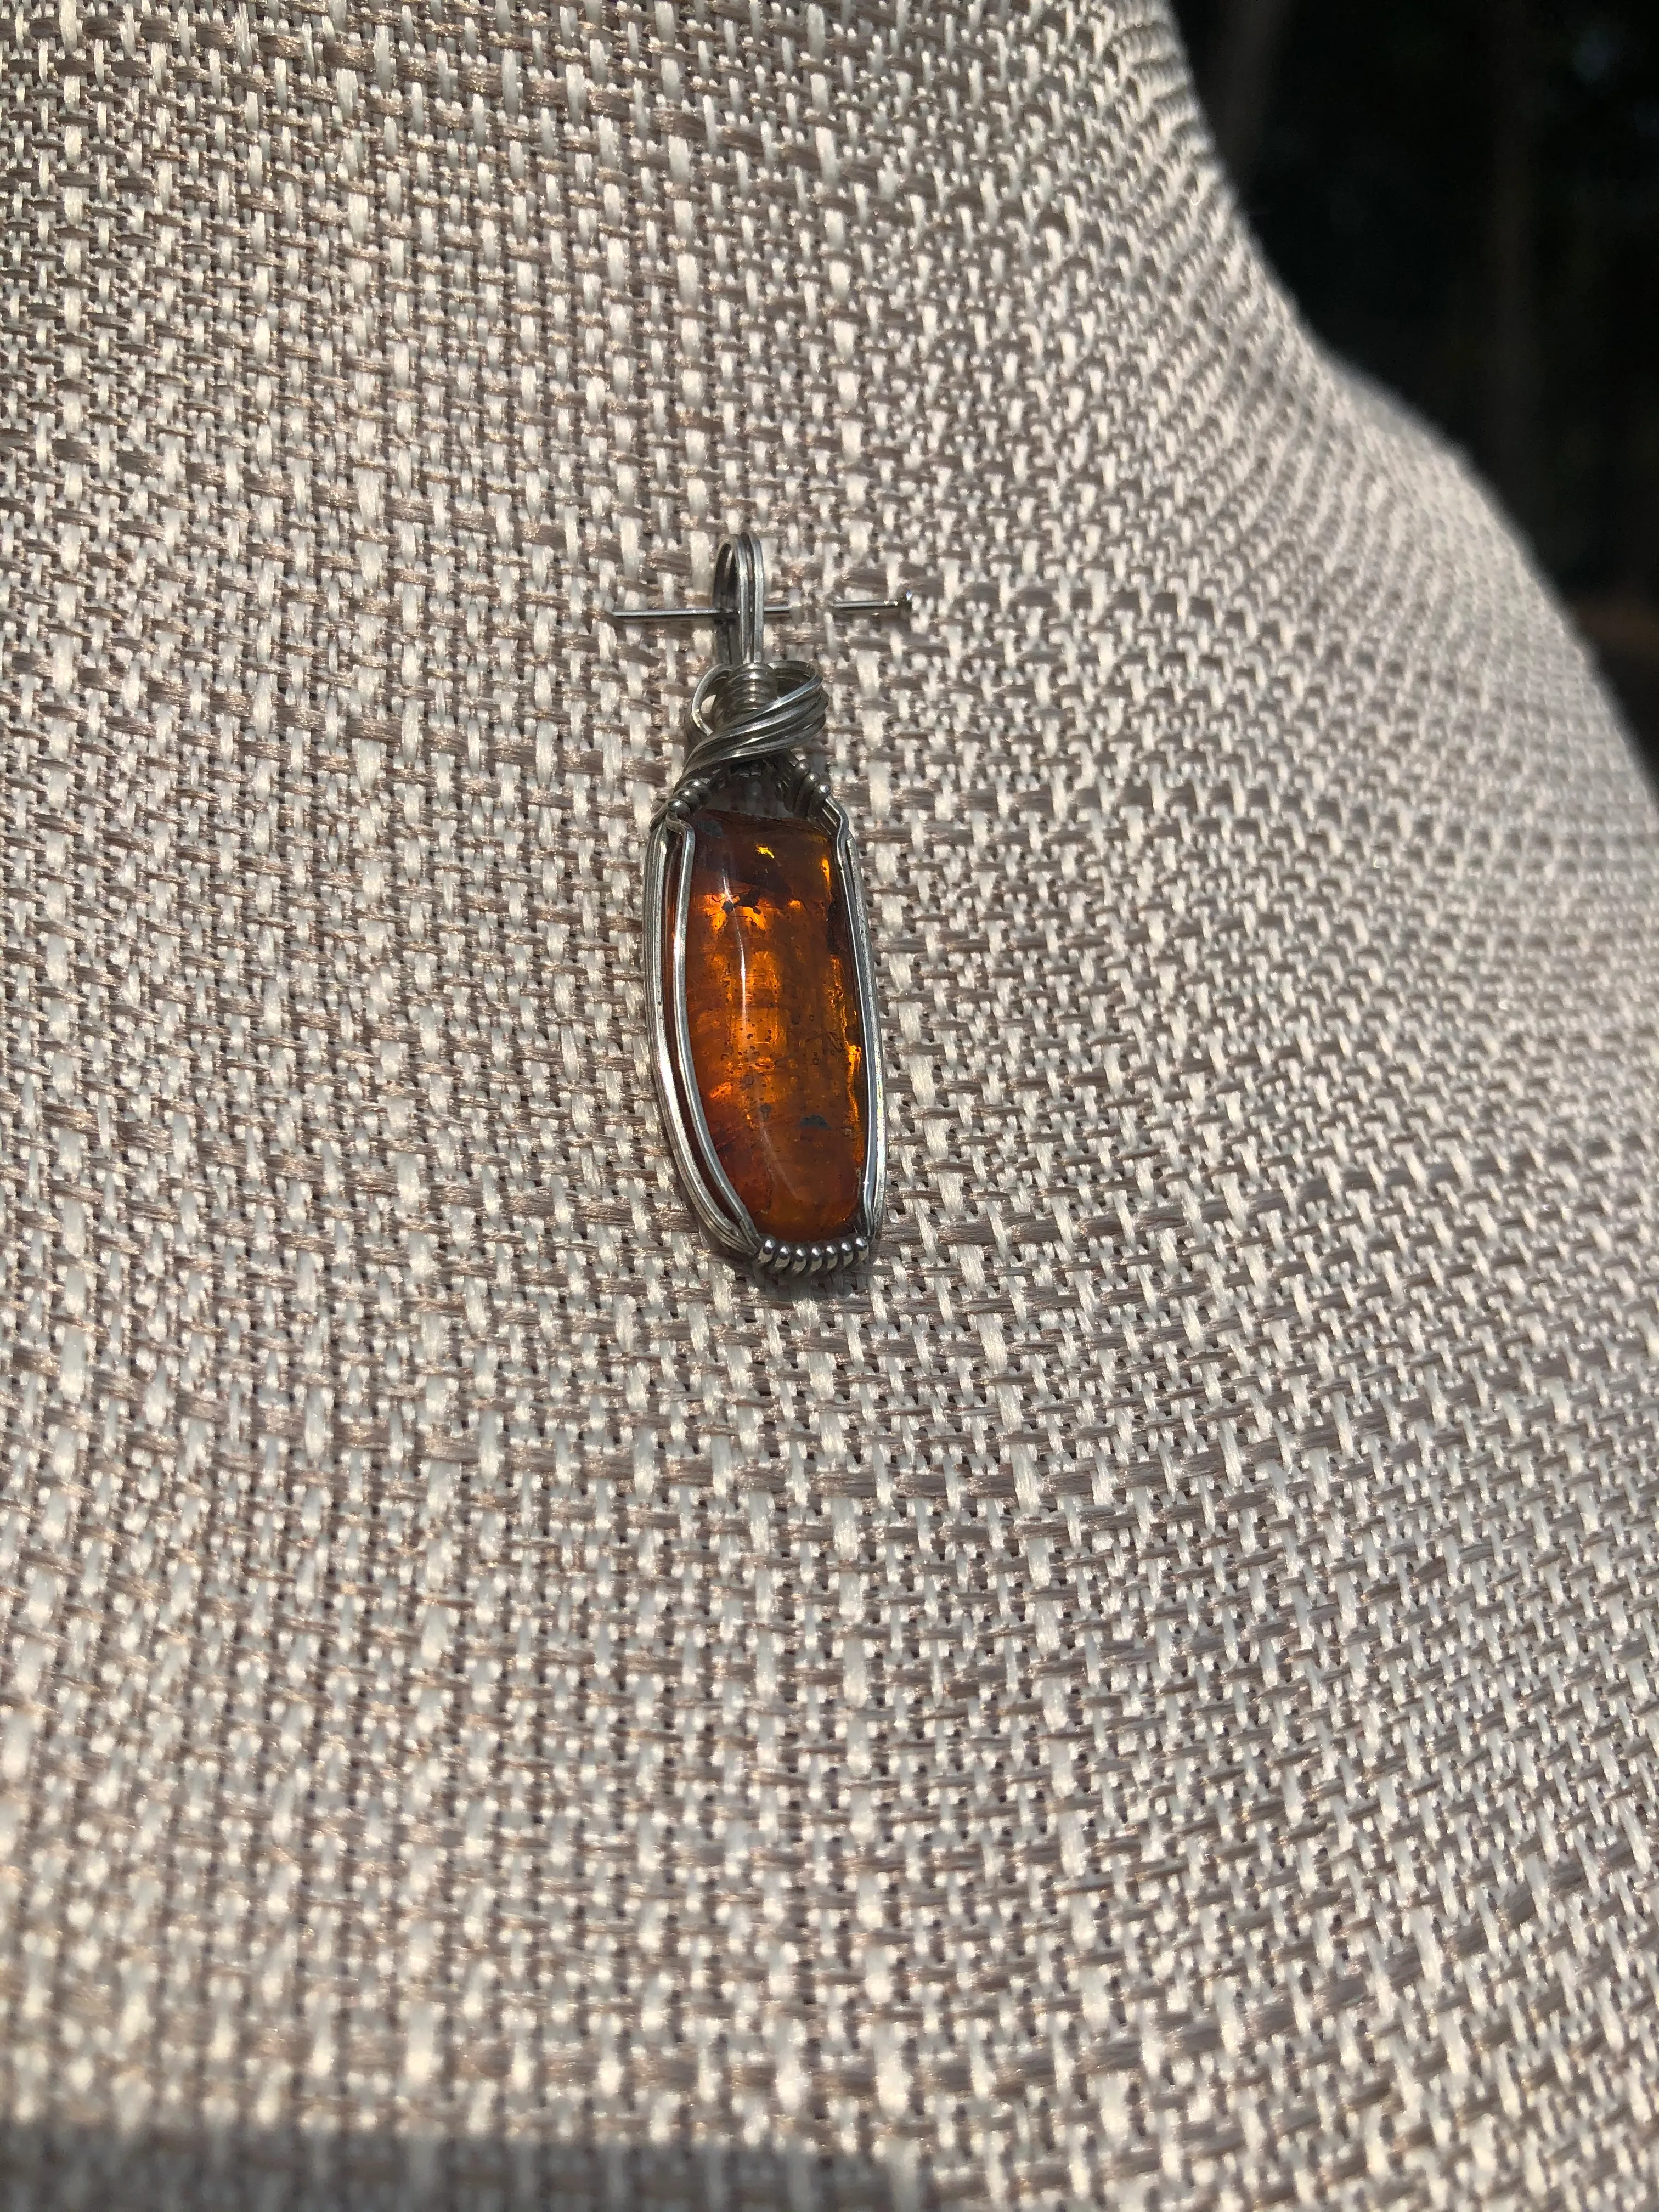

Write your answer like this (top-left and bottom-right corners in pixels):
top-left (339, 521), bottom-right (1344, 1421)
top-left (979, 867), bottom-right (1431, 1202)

top-left (3, 2), bottom-right (1658, 2206)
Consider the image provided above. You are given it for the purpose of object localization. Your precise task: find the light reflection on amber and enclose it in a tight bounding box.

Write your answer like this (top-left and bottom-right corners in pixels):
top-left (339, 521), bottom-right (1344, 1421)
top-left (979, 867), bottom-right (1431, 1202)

top-left (675, 809), bottom-right (866, 1242)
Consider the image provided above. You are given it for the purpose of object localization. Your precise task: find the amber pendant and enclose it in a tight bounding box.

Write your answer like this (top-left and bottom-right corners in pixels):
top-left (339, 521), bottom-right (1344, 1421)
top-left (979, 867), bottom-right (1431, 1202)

top-left (624, 532), bottom-right (889, 1274)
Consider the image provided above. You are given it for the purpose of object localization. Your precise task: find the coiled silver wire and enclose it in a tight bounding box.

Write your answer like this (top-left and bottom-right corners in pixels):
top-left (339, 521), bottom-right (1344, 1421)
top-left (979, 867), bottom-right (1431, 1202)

top-left (679, 658), bottom-right (827, 782)
top-left (667, 529), bottom-right (827, 800)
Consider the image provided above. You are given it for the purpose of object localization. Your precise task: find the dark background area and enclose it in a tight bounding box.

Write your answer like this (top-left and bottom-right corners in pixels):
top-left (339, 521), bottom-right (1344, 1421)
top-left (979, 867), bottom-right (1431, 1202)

top-left (1172, 0), bottom-right (1659, 761)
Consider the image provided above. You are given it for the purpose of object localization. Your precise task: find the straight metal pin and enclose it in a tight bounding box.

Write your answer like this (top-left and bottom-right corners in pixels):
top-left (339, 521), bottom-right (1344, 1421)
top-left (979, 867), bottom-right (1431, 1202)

top-left (606, 590), bottom-right (912, 625)
top-left (826, 591), bottom-right (914, 619)
top-left (606, 601), bottom-right (795, 625)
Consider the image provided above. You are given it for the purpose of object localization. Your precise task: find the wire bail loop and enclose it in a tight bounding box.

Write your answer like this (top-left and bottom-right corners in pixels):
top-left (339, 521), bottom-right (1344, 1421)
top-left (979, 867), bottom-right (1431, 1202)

top-left (671, 531), bottom-right (828, 802)
top-left (712, 531), bottom-right (768, 668)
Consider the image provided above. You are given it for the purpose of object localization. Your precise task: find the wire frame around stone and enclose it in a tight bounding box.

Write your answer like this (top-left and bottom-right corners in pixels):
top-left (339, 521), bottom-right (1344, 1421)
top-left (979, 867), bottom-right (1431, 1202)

top-left (642, 763), bottom-right (888, 1276)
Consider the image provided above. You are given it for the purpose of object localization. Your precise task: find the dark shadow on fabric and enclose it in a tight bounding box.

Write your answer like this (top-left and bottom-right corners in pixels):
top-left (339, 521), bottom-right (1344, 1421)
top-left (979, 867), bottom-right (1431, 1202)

top-left (0, 2125), bottom-right (902, 2212)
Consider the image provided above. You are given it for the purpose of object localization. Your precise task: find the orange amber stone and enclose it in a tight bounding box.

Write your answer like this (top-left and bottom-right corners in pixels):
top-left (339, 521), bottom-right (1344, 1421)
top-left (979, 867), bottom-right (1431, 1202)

top-left (676, 806), bottom-right (867, 1243)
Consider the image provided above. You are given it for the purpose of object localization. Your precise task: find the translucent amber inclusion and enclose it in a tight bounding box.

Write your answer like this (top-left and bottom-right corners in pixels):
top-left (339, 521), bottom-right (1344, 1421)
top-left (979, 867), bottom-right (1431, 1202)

top-left (671, 806), bottom-right (867, 1244)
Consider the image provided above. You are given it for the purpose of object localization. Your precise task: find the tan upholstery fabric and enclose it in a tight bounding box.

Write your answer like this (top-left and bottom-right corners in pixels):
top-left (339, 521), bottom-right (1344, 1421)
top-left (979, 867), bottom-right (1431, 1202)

top-left (3, 2), bottom-right (1657, 2204)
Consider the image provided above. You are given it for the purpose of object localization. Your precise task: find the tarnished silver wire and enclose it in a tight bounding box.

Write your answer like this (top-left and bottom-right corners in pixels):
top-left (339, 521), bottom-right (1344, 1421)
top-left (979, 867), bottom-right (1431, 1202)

top-left (630, 525), bottom-right (893, 1274)
top-left (712, 531), bottom-right (766, 668)
top-left (679, 658), bottom-right (827, 785)
top-left (664, 531), bottom-right (827, 801)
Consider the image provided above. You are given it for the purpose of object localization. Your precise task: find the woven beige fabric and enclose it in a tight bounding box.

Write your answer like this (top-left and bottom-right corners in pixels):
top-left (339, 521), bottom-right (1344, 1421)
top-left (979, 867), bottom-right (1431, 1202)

top-left (4, 2), bottom-right (1658, 2205)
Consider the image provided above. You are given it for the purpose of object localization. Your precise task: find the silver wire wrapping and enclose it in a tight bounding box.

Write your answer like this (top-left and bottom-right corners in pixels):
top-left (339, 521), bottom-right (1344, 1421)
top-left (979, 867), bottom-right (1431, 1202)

top-left (640, 527), bottom-right (889, 1272)
top-left (675, 658), bottom-right (827, 788)
top-left (660, 531), bottom-right (827, 808)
